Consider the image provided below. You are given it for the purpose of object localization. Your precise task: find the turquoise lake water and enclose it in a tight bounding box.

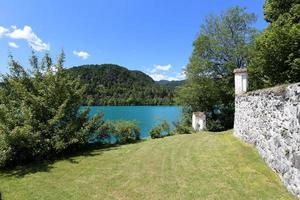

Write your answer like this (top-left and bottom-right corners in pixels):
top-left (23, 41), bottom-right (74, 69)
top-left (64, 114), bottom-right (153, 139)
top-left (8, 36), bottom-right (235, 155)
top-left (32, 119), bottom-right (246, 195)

top-left (85, 106), bottom-right (182, 138)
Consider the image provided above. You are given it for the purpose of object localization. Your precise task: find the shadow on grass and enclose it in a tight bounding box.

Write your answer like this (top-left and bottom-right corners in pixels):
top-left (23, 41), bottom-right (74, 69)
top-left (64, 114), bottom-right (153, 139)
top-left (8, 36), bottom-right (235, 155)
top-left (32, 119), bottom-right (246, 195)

top-left (0, 143), bottom-right (127, 178)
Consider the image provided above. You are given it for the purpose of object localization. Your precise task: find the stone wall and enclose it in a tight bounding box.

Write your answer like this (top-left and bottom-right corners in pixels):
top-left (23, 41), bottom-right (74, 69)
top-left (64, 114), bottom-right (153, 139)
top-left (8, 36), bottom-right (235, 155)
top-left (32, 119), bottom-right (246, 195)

top-left (234, 82), bottom-right (300, 198)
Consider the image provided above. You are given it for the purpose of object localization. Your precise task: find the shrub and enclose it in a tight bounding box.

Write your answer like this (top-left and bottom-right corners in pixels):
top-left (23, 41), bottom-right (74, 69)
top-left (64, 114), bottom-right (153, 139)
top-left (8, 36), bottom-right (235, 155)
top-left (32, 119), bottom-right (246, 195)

top-left (90, 120), bottom-right (114, 144)
top-left (94, 120), bottom-right (141, 144)
top-left (0, 52), bottom-right (104, 167)
top-left (160, 120), bottom-right (170, 134)
top-left (0, 133), bottom-right (11, 166)
top-left (206, 119), bottom-right (224, 132)
top-left (150, 127), bottom-right (163, 139)
top-left (114, 121), bottom-right (141, 144)
top-left (150, 120), bottom-right (170, 139)
top-left (174, 124), bottom-right (192, 134)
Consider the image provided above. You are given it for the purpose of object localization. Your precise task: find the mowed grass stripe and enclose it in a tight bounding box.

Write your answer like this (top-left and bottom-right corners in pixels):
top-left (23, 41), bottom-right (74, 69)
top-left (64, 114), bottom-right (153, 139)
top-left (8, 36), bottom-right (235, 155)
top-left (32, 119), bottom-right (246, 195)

top-left (0, 131), bottom-right (296, 200)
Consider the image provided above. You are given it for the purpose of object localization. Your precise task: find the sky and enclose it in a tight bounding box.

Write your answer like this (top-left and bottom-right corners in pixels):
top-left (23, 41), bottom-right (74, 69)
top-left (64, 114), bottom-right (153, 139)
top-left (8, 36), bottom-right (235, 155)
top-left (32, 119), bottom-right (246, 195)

top-left (0, 0), bottom-right (267, 81)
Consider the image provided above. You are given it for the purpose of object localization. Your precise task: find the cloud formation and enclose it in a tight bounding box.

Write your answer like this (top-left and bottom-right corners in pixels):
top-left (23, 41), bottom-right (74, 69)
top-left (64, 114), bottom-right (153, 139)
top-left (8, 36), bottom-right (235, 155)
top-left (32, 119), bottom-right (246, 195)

top-left (73, 50), bottom-right (90, 59)
top-left (0, 26), bottom-right (8, 37)
top-left (8, 42), bottom-right (19, 48)
top-left (149, 72), bottom-right (186, 81)
top-left (0, 25), bottom-right (49, 51)
top-left (147, 64), bottom-right (186, 81)
top-left (149, 73), bottom-right (168, 81)
top-left (168, 71), bottom-right (186, 81)
top-left (151, 64), bottom-right (172, 73)
top-left (6, 25), bottom-right (50, 51)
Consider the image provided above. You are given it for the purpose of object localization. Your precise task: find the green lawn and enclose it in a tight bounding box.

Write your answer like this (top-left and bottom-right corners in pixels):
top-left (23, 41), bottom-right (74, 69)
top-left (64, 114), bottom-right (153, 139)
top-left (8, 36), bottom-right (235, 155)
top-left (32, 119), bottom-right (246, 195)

top-left (0, 131), bottom-right (296, 200)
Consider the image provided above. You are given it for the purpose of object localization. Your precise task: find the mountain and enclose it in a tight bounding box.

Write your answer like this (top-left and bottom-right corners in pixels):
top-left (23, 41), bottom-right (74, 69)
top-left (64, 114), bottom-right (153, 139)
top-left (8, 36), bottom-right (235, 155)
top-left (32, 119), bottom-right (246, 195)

top-left (67, 64), bottom-right (176, 105)
top-left (156, 80), bottom-right (185, 87)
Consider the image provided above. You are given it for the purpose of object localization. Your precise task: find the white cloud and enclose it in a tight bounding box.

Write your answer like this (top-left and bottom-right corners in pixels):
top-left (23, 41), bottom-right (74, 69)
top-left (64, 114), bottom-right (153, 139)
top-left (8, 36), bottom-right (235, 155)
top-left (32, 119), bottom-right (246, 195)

top-left (0, 26), bottom-right (8, 37)
top-left (178, 72), bottom-right (186, 80)
top-left (147, 65), bottom-right (186, 81)
top-left (8, 42), bottom-right (19, 48)
top-left (155, 64), bottom-right (171, 71)
top-left (151, 64), bottom-right (172, 73)
top-left (167, 72), bottom-right (186, 81)
top-left (148, 72), bottom-right (186, 81)
top-left (73, 50), bottom-right (90, 60)
top-left (148, 73), bottom-right (167, 81)
top-left (6, 25), bottom-right (49, 51)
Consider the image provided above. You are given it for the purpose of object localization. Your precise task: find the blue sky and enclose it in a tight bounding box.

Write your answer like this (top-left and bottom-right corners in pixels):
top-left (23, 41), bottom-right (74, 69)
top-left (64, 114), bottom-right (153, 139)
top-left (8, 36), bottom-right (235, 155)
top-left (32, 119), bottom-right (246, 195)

top-left (0, 0), bottom-right (267, 81)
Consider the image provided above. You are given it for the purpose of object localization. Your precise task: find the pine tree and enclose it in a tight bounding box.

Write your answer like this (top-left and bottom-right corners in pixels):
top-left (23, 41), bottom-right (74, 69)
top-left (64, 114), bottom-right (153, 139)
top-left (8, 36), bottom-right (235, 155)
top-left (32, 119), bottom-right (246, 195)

top-left (0, 51), bottom-right (104, 167)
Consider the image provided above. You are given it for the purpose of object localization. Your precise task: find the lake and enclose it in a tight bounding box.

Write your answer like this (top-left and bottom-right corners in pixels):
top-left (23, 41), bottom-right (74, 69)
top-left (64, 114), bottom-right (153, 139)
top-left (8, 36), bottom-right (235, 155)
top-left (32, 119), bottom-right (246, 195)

top-left (85, 106), bottom-right (182, 138)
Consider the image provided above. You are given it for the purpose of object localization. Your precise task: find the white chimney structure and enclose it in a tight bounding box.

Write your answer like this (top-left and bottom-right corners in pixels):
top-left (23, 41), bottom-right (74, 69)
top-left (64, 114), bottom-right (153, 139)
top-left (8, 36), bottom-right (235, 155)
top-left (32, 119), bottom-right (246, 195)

top-left (233, 68), bottom-right (248, 95)
top-left (192, 112), bottom-right (206, 131)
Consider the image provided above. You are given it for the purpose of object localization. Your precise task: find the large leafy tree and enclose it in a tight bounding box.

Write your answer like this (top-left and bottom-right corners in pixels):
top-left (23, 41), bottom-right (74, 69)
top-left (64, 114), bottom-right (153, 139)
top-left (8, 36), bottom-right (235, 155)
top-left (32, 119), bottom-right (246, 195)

top-left (249, 0), bottom-right (300, 88)
top-left (0, 51), bottom-right (104, 167)
top-left (176, 7), bottom-right (257, 131)
top-left (264, 0), bottom-right (299, 22)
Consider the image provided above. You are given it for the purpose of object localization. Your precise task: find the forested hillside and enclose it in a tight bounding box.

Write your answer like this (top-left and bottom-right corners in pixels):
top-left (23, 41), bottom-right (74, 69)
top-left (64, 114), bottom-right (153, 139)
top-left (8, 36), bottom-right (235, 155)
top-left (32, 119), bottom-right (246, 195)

top-left (157, 80), bottom-right (185, 87)
top-left (67, 64), bottom-right (180, 105)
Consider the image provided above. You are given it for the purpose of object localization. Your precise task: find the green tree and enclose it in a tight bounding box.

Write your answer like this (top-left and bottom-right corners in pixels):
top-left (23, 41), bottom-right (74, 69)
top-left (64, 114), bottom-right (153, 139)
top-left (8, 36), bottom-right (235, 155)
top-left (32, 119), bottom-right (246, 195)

top-left (264, 0), bottom-right (299, 22)
top-left (249, 0), bottom-right (300, 88)
top-left (0, 51), bottom-right (104, 167)
top-left (176, 7), bottom-right (257, 131)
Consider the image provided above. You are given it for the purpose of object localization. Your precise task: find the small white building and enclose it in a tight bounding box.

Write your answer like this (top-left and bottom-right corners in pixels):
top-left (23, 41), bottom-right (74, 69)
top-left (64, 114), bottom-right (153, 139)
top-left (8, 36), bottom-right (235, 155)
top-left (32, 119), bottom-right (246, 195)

top-left (233, 68), bottom-right (248, 95)
top-left (192, 112), bottom-right (206, 131)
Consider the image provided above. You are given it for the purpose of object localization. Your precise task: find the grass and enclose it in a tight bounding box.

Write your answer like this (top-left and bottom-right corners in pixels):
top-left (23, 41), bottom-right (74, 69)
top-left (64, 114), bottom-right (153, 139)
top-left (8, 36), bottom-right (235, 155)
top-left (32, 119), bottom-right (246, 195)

top-left (0, 130), bottom-right (296, 200)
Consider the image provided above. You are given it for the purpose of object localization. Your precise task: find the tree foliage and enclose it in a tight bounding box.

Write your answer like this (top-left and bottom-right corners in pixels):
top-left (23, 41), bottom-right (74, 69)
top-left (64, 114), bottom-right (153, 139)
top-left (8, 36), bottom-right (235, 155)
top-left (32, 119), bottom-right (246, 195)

top-left (264, 0), bottom-right (299, 22)
top-left (0, 52), bottom-right (104, 167)
top-left (176, 7), bottom-right (257, 131)
top-left (249, 0), bottom-right (300, 88)
top-left (67, 64), bottom-right (177, 106)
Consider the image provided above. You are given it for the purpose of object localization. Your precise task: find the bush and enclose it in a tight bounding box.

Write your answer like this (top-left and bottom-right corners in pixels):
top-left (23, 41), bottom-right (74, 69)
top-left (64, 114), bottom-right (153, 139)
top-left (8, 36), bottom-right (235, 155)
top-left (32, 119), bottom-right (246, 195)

top-left (206, 119), bottom-right (224, 132)
top-left (150, 120), bottom-right (170, 139)
top-left (160, 120), bottom-right (170, 134)
top-left (173, 123), bottom-right (191, 134)
top-left (114, 121), bottom-right (141, 144)
top-left (149, 127), bottom-right (163, 139)
top-left (0, 52), bottom-right (104, 167)
top-left (0, 133), bottom-right (11, 166)
top-left (93, 120), bottom-right (141, 144)
top-left (90, 120), bottom-right (115, 144)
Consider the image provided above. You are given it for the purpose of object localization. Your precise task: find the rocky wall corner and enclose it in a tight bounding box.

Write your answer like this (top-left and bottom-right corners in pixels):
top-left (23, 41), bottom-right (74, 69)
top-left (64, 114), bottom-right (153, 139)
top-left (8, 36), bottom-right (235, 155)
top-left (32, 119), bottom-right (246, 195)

top-left (234, 82), bottom-right (300, 198)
